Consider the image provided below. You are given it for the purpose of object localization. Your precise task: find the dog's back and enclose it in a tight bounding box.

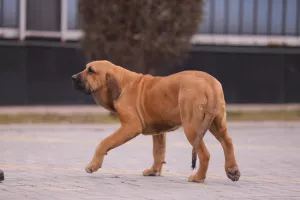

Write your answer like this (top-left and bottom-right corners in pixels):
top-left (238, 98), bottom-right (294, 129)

top-left (142, 70), bottom-right (225, 110)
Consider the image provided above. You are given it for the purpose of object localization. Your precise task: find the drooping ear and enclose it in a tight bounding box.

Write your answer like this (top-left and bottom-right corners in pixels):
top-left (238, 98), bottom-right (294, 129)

top-left (106, 72), bottom-right (122, 101)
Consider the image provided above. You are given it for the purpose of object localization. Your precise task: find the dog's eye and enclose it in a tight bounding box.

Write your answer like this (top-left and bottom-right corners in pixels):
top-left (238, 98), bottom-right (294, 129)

top-left (88, 67), bottom-right (95, 74)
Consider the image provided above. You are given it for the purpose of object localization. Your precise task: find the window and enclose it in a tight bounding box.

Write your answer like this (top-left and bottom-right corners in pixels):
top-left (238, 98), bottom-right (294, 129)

top-left (198, 0), bottom-right (211, 33)
top-left (67, 0), bottom-right (79, 30)
top-left (198, 0), bottom-right (299, 36)
top-left (26, 0), bottom-right (61, 31)
top-left (0, 0), bottom-right (19, 27)
top-left (227, 0), bottom-right (240, 34)
top-left (285, 0), bottom-right (298, 35)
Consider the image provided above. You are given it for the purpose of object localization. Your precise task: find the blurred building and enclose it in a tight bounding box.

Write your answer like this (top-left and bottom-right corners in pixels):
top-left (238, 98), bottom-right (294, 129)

top-left (0, 0), bottom-right (299, 105)
top-left (0, 0), bottom-right (299, 45)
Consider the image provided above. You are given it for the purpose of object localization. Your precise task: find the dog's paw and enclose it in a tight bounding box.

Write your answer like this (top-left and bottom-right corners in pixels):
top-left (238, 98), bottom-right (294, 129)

top-left (188, 174), bottom-right (205, 183)
top-left (143, 168), bottom-right (161, 176)
top-left (226, 166), bottom-right (240, 182)
top-left (85, 162), bottom-right (101, 174)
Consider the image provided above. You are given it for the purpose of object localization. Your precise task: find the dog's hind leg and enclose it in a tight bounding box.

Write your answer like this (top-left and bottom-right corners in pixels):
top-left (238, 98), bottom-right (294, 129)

top-left (181, 107), bottom-right (212, 182)
top-left (184, 125), bottom-right (211, 183)
top-left (209, 109), bottom-right (241, 182)
top-left (143, 132), bottom-right (166, 176)
top-left (179, 87), bottom-right (215, 182)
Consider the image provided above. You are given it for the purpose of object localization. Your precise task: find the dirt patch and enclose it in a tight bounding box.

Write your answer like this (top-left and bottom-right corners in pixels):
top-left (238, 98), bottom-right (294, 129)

top-left (0, 110), bottom-right (299, 124)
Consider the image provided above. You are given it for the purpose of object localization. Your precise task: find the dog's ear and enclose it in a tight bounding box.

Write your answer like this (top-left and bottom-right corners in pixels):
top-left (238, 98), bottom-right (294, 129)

top-left (106, 72), bottom-right (122, 101)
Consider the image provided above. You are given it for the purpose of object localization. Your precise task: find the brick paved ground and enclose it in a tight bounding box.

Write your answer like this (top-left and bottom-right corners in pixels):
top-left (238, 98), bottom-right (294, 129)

top-left (0, 122), bottom-right (300, 200)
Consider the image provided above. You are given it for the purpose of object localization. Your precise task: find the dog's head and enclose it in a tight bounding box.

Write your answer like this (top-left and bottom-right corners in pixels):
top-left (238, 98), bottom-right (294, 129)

top-left (71, 60), bottom-right (121, 100)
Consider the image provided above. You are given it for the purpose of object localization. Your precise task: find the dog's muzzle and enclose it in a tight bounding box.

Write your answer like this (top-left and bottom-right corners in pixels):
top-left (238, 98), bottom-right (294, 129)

top-left (71, 74), bottom-right (90, 94)
top-left (71, 74), bottom-right (81, 88)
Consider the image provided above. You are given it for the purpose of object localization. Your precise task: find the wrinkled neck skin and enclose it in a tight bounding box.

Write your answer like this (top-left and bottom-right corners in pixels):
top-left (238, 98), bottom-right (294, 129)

top-left (91, 66), bottom-right (143, 112)
top-left (117, 67), bottom-right (143, 89)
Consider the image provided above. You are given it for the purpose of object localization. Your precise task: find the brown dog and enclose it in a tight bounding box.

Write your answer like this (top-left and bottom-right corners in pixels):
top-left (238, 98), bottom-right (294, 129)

top-left (72, 60), bottom-right (240, 183)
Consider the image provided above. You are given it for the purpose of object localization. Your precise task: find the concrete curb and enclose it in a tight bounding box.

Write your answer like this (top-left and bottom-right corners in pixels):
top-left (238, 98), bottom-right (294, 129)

top-left (226, 104), bottom-right (300, 111)
top-left (0, 104), bottom-right (299, 115)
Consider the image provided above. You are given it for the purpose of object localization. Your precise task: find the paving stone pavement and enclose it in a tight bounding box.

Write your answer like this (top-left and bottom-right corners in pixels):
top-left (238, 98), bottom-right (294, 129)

top-left (0, 122), bottom-right (300, 200)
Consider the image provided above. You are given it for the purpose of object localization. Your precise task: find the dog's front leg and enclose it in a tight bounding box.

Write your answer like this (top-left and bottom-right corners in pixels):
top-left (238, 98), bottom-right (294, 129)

top-left (85, 125), bottom-right (141, 173)
top-left (143, 132), bottom-right (166, 176)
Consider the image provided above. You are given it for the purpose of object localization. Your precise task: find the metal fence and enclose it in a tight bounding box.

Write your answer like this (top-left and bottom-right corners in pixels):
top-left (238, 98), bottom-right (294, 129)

top-left (0, 0), bottom-right (299, 46)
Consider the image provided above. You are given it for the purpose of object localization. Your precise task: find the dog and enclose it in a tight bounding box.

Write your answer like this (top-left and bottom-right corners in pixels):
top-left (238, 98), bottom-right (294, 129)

top-left (72, 60), bottom-right (240, 183)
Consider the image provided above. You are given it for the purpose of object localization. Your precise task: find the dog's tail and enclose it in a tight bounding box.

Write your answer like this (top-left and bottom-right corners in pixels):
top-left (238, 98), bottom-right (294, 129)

top-left (191, 114), bottom-right (215, 170)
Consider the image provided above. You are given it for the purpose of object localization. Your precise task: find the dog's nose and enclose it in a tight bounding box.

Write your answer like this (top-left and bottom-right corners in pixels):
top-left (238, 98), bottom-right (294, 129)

top-left (72, 74), bottom-right (78, 81)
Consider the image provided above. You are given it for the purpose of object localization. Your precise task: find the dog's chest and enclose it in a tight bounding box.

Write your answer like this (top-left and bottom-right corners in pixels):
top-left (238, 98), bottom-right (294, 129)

top-left (142, 121), bottom-right (180, 135)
